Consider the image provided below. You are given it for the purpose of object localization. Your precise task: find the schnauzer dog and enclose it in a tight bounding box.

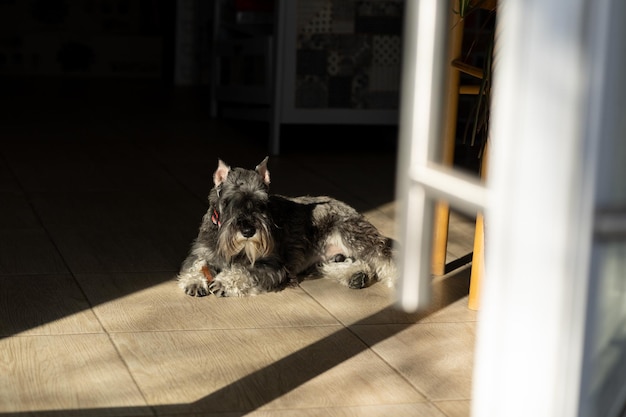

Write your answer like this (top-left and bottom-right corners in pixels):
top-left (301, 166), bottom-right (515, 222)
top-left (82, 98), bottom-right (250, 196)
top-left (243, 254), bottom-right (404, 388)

top-left (177, 157), bottom-right (397, 297)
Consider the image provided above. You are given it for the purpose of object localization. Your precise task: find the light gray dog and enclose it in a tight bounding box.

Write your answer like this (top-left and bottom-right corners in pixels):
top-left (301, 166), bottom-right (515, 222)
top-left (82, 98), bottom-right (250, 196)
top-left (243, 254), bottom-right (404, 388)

top-left (177, 157), bottom-right (397, 297)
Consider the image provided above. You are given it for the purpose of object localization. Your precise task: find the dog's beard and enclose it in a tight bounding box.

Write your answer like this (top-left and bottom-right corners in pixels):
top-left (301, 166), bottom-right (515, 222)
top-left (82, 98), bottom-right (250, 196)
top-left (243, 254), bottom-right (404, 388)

top-left (217, 223), bottom-right (273, 265)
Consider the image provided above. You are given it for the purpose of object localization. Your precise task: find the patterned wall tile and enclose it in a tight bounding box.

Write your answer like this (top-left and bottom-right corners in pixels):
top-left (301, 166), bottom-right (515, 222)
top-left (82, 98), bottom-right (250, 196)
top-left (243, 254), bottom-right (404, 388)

top-left (296, 0), bottom-right (403, 109)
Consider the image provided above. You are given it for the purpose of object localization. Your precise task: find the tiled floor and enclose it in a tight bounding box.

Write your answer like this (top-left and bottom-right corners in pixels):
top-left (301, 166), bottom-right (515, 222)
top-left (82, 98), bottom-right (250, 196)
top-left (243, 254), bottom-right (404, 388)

top-left (0, 82), bottom-right (477, 416)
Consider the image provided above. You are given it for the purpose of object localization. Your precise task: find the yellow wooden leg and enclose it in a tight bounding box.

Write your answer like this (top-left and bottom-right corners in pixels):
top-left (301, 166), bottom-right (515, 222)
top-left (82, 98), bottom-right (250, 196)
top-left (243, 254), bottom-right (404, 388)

top-left (432, 202), bottom-right (450, 275)
top-left (468, 141), bottom-right (489, 310)
top-left (468, 213), bottom-right (484, 310)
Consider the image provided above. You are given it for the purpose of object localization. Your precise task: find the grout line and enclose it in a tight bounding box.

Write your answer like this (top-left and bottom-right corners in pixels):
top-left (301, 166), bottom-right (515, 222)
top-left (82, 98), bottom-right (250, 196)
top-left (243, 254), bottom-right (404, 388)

top-left (5, 331), bottom-right (108, 338)
top-left (298, 284), bottom-right (352, 327)
top-left (93, 324), bottom-right (346, 335)
top-left (431, 398), bottom-right (473, 417)
top-left (105, 332), bottom-right (159, 416)
top-left (344, 324), bottom-right (432, 401)
top-left (298, 285), bottom-right (429, 401)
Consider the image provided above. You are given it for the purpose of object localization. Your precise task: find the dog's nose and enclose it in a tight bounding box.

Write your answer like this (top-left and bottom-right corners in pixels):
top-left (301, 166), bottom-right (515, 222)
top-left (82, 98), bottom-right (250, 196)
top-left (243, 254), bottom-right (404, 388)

top-left (240, 222), bottom-right (256, 238)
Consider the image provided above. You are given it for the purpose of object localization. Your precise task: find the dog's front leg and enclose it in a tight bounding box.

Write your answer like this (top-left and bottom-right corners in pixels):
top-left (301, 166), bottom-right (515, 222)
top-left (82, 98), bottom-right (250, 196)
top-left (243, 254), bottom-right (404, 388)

top-left (209, 263), bottom-right (287, 297)
top-left (177, 255), bottom-right (213, 297)
top-left (208, 265), bottom-right (257, 297)
top-left (178, 272), bottom-right (208, 296)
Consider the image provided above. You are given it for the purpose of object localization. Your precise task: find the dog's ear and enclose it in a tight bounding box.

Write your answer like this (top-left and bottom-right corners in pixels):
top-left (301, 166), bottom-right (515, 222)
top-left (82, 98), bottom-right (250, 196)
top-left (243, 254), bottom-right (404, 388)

top-left (255, 156), bottom-right (270, 186)
top-left (214, 159), bottom-right (230, 187)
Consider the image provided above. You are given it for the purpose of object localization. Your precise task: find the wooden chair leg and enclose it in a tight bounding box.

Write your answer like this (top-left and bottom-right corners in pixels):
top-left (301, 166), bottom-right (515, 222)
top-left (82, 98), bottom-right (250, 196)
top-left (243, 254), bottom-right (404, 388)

top-left (468, 212), bottom-right (484, 310)
top-left (469, 141), bottom-right (489, 310)
top-left (432, 203), bottom-right (450, 275)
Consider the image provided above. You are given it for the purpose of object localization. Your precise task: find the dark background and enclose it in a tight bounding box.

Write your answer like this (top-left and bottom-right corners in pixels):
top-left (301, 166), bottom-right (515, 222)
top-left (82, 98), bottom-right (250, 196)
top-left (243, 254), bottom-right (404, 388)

top-left (0, 0), bottom-right (492, 162)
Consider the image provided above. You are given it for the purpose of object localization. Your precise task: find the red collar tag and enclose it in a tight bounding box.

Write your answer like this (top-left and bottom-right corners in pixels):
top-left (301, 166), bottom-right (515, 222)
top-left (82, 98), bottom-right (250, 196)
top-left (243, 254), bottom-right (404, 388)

top-left (211, 209), bottom-right (221, 227)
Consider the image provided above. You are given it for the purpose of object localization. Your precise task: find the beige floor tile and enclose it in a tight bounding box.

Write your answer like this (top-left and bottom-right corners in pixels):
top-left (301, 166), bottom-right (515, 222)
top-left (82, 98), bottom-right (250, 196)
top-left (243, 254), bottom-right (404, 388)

top-left (30, 190), bottom-right (205, 232)
top-left (362, 209), bottom-right (398, 241)
top-left (352, 322), bottom-right (476, 401)
top-left (0, 274), bottom-right (103, 336)
top-left (270, 163), bottom-right (348, 201)
top-left (446, 212), bottom-right (476, 259)
top-left (449, 211), bottom-right (476, 228)
top-left (112, 327), bottom-right (425, 414)
top-left (77, 272), bottom-right (340, 331)
top-left (300, 264), bottom-right (476, 326)
top-left (446, 250), bottom-right (471, 267)
top-left (435, 400), bottom-right (472, 417)
top-left (0, 229), bottom-right (68, 275)
top-left (0, 334), bottom-right (151, 415)
top-left (0, 192), bottom-right (40, 229)
top-left (297, 154), bottom-right (397, 211)
top-left (0, 162), bottom-right (21, 193)
top-left (49, 227), bottom-right (190, 273)
top-left (162, 402), bottom-right (447, 417)
top-left (446, 242), bottom-right (474, 262)
top-left (369, 201), bottom-right (397, 220)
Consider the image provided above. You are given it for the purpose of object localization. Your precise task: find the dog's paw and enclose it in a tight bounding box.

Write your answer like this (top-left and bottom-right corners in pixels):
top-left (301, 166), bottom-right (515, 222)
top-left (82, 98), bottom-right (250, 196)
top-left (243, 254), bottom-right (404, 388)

top-left (208, 280), bottom-right (227, 297)
top-left (348, 272), bottom-right (369, 289)
top-left (178, 272), bottom-right (210, 297)
top-left (330, 254), bottom-right (354, 263)
top-left (184, 281), bottom-right (209, 297)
